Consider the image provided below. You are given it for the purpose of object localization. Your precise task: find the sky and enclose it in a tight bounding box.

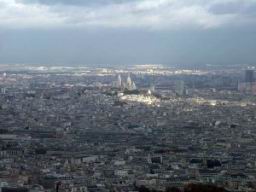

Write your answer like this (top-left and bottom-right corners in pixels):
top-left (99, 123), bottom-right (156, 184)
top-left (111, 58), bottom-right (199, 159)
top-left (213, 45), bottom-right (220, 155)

top-left (0, 0), bottom-right (256, 67)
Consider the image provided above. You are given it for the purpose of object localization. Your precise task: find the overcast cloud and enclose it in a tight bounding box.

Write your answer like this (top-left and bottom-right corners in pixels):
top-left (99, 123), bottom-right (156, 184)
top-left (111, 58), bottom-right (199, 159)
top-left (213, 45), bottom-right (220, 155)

top-left (0, 0), bottom-right (256, 30)
top-left (0, 0), bottom-right (256, 66)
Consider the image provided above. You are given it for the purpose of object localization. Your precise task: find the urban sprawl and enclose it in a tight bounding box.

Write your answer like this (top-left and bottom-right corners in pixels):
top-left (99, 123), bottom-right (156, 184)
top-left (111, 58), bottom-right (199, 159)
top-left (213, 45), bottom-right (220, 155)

top-left (0, 65), bottom-right (256, 192)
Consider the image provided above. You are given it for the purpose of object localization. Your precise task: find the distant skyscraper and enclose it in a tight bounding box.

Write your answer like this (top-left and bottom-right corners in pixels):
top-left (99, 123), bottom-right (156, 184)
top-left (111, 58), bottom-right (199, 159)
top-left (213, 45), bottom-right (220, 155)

top-left (245, 70), bottom-right (254, 83)
top-left (238, 70), bottom-right (256, 95)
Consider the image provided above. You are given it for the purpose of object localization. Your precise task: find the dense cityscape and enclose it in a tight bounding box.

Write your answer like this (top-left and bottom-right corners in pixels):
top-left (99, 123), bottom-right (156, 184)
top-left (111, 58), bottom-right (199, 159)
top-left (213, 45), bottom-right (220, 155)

top-left (0, 65), bottom-right (256, 192)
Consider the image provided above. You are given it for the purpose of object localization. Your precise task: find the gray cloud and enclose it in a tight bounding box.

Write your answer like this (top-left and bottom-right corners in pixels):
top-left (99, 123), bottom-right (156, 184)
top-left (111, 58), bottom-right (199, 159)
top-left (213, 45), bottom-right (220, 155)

top-left (0, 0), bottom-right (256, 67)
top-left (18, 0), bottom-right (136, 6)
top-left (0, 0), bottom-right (255, 30)
top-left (209, 0), bottom-right (256, 15)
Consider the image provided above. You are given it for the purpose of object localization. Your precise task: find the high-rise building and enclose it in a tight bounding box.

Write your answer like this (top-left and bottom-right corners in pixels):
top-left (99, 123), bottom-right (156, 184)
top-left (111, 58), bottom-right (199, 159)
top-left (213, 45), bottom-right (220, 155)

top-left (245, 70), bottom-right (254, 83)
top-left (238, 70), bottom-right (256, 94)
